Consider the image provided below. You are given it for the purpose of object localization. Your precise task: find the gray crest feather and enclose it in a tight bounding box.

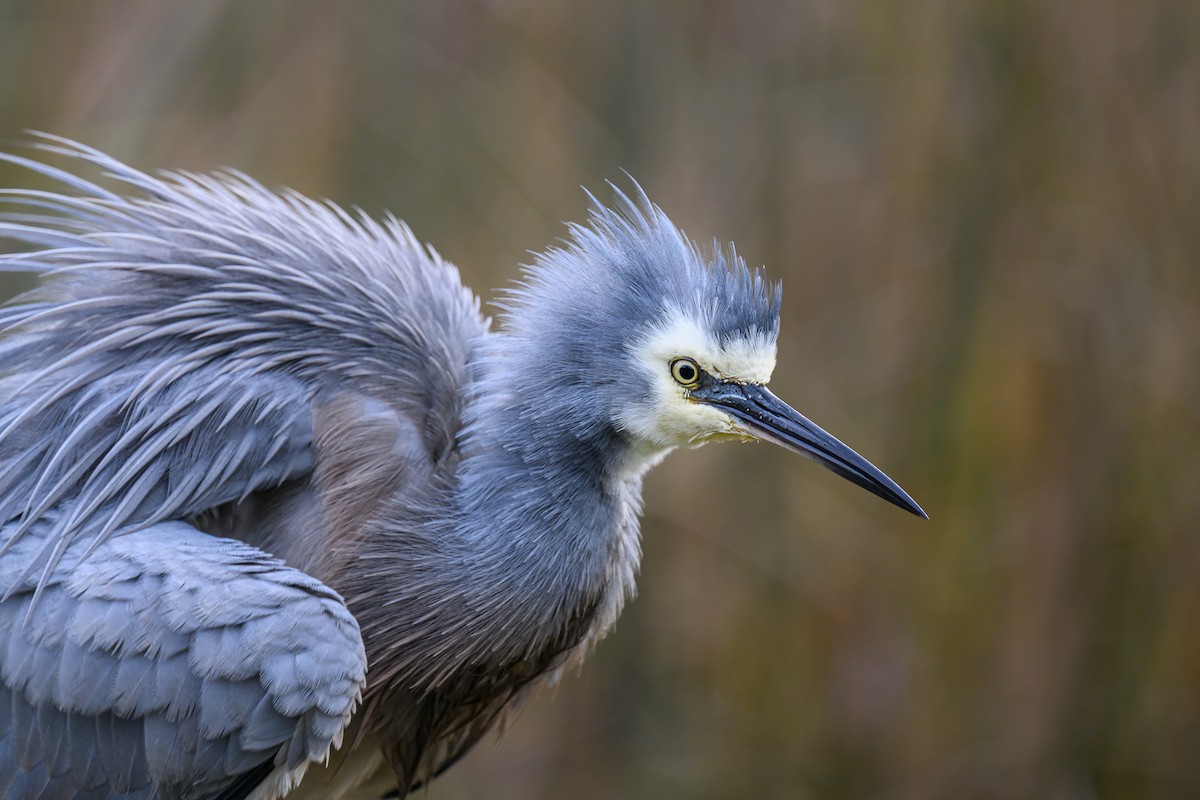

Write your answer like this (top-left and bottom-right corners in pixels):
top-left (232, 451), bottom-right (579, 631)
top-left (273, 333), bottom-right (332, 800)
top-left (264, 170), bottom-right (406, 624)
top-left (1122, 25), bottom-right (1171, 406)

top-left (499, 181), bottom-right (779, 345)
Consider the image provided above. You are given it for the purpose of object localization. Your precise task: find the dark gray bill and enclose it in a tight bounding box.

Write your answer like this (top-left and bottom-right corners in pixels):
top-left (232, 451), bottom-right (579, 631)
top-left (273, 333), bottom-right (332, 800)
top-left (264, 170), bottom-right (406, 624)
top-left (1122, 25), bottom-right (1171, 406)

top-left (695, 381), bottom-right (927, 518)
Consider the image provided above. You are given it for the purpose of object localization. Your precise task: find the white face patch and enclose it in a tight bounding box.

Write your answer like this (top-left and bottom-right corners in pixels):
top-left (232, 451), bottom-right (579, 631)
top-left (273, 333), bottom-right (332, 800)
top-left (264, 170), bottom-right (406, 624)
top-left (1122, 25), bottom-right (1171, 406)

top-left (615, 307), bottom-right (777, 453)
top-left (636, 308), bottom-right (776, 384)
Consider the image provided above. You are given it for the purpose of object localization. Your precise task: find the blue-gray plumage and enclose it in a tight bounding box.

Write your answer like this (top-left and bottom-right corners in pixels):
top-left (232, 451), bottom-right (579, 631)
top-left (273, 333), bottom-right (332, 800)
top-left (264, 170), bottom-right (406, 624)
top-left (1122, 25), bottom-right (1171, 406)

top-left (0, 134), bottom-right (924, 799)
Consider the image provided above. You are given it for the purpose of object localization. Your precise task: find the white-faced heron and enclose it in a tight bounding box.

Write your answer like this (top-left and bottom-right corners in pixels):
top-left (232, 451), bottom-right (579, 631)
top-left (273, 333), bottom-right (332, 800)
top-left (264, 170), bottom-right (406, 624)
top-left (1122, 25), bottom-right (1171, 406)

top-left (0, 135), bottom-right (924, 798)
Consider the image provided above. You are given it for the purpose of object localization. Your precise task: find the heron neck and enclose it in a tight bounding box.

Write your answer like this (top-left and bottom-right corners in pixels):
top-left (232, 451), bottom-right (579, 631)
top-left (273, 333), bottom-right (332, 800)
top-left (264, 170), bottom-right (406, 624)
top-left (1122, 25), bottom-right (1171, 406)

top-left (452, 383), bottom-right (655, 657)
top-left (457, 400), bottom-right (635, 567)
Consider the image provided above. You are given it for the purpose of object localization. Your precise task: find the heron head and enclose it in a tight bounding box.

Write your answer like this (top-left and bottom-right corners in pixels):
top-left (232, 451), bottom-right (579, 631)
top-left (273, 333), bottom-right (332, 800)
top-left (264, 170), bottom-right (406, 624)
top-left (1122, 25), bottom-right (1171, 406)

top-left (501, 184), bottom-right (924, 517)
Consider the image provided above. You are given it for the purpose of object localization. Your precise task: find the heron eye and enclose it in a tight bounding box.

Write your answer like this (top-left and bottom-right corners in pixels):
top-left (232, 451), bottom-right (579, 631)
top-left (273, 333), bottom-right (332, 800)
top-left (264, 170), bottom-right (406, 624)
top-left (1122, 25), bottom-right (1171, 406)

top-left (670, 358), bottom-right (700, 387)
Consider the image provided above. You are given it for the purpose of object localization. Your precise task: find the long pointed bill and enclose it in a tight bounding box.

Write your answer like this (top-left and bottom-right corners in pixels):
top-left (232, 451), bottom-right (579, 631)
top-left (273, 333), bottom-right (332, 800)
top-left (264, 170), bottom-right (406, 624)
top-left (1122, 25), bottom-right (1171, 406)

top-left (695, 381), bottom-right (927, 518)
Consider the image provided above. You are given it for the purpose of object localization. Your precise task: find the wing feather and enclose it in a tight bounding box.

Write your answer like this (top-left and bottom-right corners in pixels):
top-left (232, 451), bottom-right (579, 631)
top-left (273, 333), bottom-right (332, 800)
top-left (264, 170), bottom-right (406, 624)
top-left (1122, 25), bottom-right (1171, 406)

top-left (0, 520), bottom-right (367, 799)
top-left (0, 135), bottom-right (487, 600)
top-left (0, 135), bottom-right (491, 796)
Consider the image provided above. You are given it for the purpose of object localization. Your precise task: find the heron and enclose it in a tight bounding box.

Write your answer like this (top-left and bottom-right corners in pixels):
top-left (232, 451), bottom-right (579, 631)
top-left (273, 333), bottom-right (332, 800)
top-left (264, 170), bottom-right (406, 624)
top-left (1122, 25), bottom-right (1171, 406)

top-left (0, 134), bottom-right (924, 799)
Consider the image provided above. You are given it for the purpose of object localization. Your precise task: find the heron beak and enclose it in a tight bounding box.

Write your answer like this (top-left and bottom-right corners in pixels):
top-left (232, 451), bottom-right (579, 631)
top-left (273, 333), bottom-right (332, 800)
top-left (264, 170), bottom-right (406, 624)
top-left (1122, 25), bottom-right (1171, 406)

top-left (694, 381), bottom-right (927, 518)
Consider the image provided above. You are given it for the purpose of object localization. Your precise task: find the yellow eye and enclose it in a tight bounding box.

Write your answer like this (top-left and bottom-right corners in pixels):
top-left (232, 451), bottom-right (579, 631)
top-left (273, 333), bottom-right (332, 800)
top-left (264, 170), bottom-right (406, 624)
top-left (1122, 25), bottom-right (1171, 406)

top-left (670, 358), bottom-right (701, 387)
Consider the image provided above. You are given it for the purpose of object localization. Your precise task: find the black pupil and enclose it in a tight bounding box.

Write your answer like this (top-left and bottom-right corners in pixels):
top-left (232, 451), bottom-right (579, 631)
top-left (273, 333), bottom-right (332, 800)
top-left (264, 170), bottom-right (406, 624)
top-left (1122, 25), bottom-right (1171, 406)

top-left (677, 363), bottom-right (695, 381)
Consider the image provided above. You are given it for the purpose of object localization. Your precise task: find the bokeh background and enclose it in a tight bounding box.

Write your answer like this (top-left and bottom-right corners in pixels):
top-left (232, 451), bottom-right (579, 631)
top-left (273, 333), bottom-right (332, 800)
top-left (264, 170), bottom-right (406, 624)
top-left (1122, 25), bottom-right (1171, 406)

top-left (1, 2), bottom-right (1198, 798)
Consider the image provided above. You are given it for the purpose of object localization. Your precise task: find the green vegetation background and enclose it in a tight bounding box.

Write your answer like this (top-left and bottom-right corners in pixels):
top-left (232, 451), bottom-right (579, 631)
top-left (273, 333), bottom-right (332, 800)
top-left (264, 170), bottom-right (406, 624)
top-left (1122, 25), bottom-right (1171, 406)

top-left (1, 2), bottom-right (1197, 798)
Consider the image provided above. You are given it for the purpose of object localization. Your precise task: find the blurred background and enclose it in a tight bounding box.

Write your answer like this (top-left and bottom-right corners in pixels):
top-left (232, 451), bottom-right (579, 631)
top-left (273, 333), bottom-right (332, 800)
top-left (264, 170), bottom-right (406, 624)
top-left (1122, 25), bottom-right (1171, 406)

top-left (1, 1), bottom-right (1198, 798)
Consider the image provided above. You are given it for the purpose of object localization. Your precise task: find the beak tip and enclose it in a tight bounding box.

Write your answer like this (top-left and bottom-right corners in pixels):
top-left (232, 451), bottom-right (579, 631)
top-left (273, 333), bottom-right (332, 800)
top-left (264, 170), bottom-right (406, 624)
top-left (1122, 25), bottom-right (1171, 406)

top-left (886, 486), bottom-right (928, 519)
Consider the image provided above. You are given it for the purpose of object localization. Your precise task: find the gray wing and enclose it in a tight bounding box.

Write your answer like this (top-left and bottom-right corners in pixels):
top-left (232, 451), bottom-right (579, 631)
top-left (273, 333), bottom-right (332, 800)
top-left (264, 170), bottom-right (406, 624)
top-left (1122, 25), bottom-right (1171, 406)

top-left (0, 134), bottom-right (486, 575)
top-left (0, 137), bottom-right (488, 797)
top-left (0, 363), bottom-right (315, 597)
top-left (0, 518), bottom-right (366, 800)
